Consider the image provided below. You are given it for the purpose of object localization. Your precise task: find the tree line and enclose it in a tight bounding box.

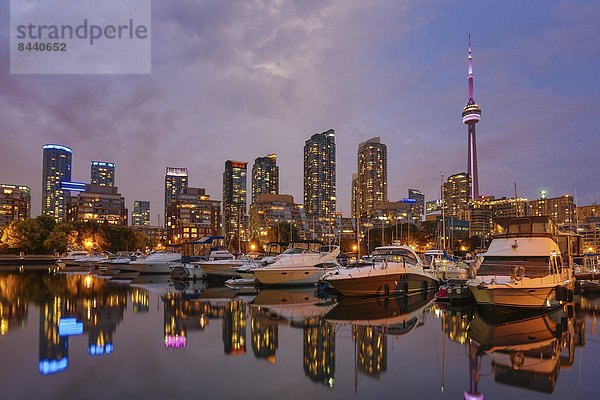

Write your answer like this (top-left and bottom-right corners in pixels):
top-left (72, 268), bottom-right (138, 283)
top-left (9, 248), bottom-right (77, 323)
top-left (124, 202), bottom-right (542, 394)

top-left (0, 216), bottom-right (153, 255)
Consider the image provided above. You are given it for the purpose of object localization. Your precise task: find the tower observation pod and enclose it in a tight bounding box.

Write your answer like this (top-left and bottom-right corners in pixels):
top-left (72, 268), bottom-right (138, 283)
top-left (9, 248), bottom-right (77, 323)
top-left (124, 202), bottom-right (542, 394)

top-left (462, 35), bottom-right (481, 200)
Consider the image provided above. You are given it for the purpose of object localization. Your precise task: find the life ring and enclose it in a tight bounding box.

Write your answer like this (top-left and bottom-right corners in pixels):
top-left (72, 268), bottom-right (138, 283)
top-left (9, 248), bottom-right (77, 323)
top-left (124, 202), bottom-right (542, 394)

top-left (513, 266), bottom-right (525, 281)
top-left (510, 352), bottom-right (525, 369)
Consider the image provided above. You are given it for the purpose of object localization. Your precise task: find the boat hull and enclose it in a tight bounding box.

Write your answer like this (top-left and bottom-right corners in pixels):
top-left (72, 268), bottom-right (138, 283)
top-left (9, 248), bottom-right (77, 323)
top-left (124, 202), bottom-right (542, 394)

top-left (196, 262), bottom-right (242, 279)
top-left (468, 281), bottom-right (574, 309)
top-left (253, 267), bottom-right (327, 286)
top-left (131, 262), bottom-right (172, 274)
top-left (328, 272), bottom-right (438, 297)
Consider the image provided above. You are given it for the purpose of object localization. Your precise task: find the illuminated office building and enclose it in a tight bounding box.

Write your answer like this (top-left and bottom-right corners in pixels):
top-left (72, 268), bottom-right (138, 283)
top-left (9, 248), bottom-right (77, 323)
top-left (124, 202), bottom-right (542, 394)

top-left (166, 187), bottom-right (221, 244)
top-left (164, 167), bottom-right (188, 226)
top-left (577, 204), bottom-right (600, 222)
top-left (90, 161), bottom-right (115, 187)
top-left (408, 189), bottom-right (424, 223)
top-left (529, 194), bottom-right (576, 227)
top-left (66, 184), bottom-right (127, 225)
top-left (223, 161), bottom-right (248, 243)
top-left (442, 173), bottom-right (471, 219)
top-left (351, 173), bottom-right (359, 219)
top-left (356, 137), bottom-right (387, 217)
top-left (42, 144), bottom-right (72, 222)
top-left (248, 194), bottom-right (308, 246)
top-left (304, 130), bottom-right (336, 219)
top-left (0, 184), bottom-right (31, 227)
top-left (132, 200), bottom-right (150, 226)
top-left (251, 154), bottom-right (279, 204)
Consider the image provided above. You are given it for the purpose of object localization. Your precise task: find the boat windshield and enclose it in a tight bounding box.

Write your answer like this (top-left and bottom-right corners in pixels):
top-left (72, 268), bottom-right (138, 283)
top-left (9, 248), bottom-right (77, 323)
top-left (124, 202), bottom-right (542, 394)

top-left (370, 249), bottom-right (418, 265)
top-left (280, 248), bottom-right (314, 255)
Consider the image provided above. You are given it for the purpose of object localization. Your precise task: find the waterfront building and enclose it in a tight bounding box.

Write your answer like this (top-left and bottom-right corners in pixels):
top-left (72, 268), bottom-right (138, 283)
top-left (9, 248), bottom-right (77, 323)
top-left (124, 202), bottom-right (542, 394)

top-left (426, 199), bottom-right (442, 215)
top-left (166, 187), bottom-right (221, 245)
top-left (408, 189), bottom-right (425, 223)
top-left (90, 161), bottom-right (115, 187)
top-left (577, 204), bottom-right (600, 222)
top-left (373, 201), bottom-right (413, 225)
top-left (131, 200), bottom-right (150, 226)
top-left (42, 144), bottom-right (72, 222)
top-left (577, 218), bottom-right (600, 253)
top-left (467, 196), bottom-right (529, 238)
top-left (164, 167), bottom-right (188, 226)
top-left (130, 225), bottom-right (166, 245)
top-left (356, 137), bottom-right (387, 217)
top-left (442, 173), bottom-right (472, 219)
top-left (304, 129), bottom-right (336, 219)
top-left (251, 154), bottom-right (279, 204)
top-left (351, 173), bottom-right (359, 219)
top-left (223, 161), bottom-right (248, 243)
top-left (0, 184), bottom-right (31, 227)
top-left (529, 194), bottom-right (576, 227)
top-left (462, 36), bottom-right (482, 200)
top-left (66, 184), bottom-right (127, 225)
top-left (248, 194), bottom-right (307, 247)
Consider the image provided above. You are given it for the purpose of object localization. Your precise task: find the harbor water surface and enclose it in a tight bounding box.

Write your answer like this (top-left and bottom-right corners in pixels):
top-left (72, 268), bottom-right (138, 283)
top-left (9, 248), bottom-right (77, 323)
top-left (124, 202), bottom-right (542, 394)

top-left (0, 267), bottom-right (598, 399)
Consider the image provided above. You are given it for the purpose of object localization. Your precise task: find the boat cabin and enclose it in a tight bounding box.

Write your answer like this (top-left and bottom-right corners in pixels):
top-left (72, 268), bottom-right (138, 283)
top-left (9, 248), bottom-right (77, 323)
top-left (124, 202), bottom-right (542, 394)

top-left (492, 216), bottom-right (558, 239)
top-left (369, 246), bottom-right (421, 266)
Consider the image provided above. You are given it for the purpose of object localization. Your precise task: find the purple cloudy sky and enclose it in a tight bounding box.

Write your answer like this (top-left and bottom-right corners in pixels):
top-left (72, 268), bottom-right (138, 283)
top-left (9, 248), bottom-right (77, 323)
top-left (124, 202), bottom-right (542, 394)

top-left (1, 0), bottom-right (599, 223)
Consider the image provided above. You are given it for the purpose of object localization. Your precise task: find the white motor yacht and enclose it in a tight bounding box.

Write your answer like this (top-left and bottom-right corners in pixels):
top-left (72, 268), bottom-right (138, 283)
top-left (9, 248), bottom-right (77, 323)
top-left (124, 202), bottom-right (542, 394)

top-left (56, 251), bottom-right (89, 269)
top-left (130, 252), bottom-right (182, 274)
top-left (252, 245), bottom-right (340, 286)
top-left (191, 250), bottom-right (245, 279)
top-left (322, 245), bottom-right (438, 296)
top-left (467, 216), bottom-right (574, 309)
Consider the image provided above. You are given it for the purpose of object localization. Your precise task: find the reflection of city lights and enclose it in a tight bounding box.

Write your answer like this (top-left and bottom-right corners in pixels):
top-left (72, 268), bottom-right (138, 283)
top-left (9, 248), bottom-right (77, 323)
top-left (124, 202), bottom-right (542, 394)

top-left (39, 358), bottom-right (69, 375)
top-left (165, 334), bottom-right (187, 349)
top-left (89, 343), bottom-right (113, 356)
top-left (85, 276), bottom-right (91, 288)
top-left (0, 319), bottom-right (7, 335)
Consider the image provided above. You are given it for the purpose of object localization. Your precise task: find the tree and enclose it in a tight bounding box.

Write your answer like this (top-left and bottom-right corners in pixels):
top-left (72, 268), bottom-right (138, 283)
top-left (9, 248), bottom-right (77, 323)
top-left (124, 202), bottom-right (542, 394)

top-left (0, 216), bottom-right (56, 254)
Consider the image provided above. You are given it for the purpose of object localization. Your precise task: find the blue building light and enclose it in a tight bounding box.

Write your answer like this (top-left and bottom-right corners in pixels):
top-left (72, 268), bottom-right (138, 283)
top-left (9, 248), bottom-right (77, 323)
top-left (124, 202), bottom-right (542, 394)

top-left (38, 357), bottom-right (69, 375)
top-left (400, 198), bottom-right (417, 204)
top-left (43, 144), bottom-right (72, 153)
top-left (58, 317), bottom-right (83, 337)
top-left (88, 343), bottom-right (114, 356)
top-left (60, 182), bottom-right (86, 192)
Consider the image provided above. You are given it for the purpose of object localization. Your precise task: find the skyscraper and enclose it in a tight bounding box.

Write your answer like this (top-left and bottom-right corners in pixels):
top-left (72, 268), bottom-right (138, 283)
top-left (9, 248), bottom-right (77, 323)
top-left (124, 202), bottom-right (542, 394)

top-left (223, 160), bottom-right (247, 242)
top-left (408, 189), bottom-right (424, 223)
top-left (132, 201), bottom-right (151, 226)
top-left (164, 167), bottom-right (188, 225)
top-left (42, 144), bottom-right (72, 222)
top-left (251, 154), bottom-right (279, 204)
top-left (304, 129), bottom-right (336, 218)
top-left (356, 137), bottom-right (387, 217)
top-left (351, 173), bottom-right (359, 219)
top-left (443, 173), bottom-right (472, 219)
top-left (462, 35), bottom-right (482, 200)
top-left (0, 184), bottom-right (31, 227)
top-left (90, 161), bottom-right (115, 186)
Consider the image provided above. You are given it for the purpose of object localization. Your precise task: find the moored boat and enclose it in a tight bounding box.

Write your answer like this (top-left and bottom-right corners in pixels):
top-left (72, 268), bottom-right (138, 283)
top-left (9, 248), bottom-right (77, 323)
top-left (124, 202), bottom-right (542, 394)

top-left (130, 252), bottom-right (182, 274)
top-left (322, 245), bottom-right (438, 297)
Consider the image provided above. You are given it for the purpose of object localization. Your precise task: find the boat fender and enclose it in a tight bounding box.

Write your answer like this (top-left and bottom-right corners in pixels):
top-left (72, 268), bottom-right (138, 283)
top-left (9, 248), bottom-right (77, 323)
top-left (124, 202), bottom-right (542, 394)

top-left (513, 266), bottom-right (525, 281)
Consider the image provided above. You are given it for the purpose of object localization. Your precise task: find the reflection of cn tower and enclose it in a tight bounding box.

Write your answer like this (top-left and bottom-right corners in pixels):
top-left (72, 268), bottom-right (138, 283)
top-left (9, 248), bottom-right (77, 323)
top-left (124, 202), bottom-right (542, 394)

top-left (462, 35), bottom-right (482, 200)
top-left (223, 301), bottom-right (246, 355)
top-left (251, 308), bottom-right (278, 363)
top-left (353, 326), bottom-right (387, 379)
top-left (303, 317), bottom-right (335, 387)
top-left (39, 297), bottom-right (69, 375)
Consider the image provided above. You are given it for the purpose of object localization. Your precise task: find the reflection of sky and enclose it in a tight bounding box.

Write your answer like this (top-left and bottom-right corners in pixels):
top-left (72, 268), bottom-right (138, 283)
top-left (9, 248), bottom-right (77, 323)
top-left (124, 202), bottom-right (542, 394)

top-left (0, 0), bottom-right (599, 219)
top-left (1, 272), bottom-right (600, 398)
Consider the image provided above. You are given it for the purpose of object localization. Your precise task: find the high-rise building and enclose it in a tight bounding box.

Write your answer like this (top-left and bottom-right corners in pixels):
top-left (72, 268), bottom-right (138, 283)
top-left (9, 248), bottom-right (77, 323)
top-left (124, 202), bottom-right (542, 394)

top-left (577, 204), bottom-right (600, 222)
top-left (0, 184), bottom-right (31, 227)
top-left (248, 194), bottom-right (308, 246)
top-left (164, 167), bottom-right (188, 225)
top-left (131, 201), bottom-right (150, 226)
top-left (408, 189), bottom-right (425, 223)
top-left (223, 161), bottom-right (247, 242)
top-left (251, 154), bottom-right (279, 204)
top-left (468, 196), bottom-right (529, 239)
top-left (166, 187), bottom-right (221, 244)
top-left (356, 137), bottom-right (387, 218)
top-left (304, 129), bottom-right (336, 218)
top-left (90, 161), bottom-right (115, 187)
top-left (66, 184), bottom-right (127, 225)
top-left (462, 36), bottom-right (482, 200)
top-left (442, 173), bottom-right (472, 219)
top-left (42, 144), bottom-right (72, 222)
top-left (351, 173), bottom-right (359, 219)
top-left (529, 195), bottom-right (576, 227)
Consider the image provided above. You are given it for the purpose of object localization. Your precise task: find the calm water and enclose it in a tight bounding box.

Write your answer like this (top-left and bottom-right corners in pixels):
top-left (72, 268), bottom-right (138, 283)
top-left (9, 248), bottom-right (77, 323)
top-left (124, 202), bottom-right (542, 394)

top-left (0, 267), bottom-right (599, 400)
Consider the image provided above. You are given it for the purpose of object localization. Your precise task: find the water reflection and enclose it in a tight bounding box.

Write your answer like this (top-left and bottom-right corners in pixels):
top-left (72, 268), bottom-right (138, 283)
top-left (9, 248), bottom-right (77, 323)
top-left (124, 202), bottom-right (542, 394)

top-left (1, 269), bottom-right (600, 399)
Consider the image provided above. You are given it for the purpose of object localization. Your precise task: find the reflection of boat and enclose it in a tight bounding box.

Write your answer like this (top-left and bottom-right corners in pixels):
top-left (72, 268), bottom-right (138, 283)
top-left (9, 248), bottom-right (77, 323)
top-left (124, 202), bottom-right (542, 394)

top-left (468, 305), bottom-right (573, 394)
top-left (468, 217), bottom-right (574, 308)
top-left (253, 245), bottom-right (340, 287)
top-left (322, 246), bottom-right (438, 297)
top-left (251, 288), bottom-right (336, 321)
top-left (325, 292), bottom-right (434, 335)
top-left (130, 275), bottom-right (177, 295)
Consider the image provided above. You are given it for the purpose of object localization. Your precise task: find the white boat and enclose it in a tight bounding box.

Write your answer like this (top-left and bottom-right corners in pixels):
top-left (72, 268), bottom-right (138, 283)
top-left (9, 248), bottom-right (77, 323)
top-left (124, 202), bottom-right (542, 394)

top-left (104, 252), bottom-right (144, 272)
top-left (56, 251), bottom-right (89, 269)
top-left (130, 252), bottom-right (182, 274)
top-left (191, 250), bottom-right (245, 279)
top-left (425, 249), bottom-right (470, 281)
top-left (467, 216), bottom-right (575, 309)
top-left (322, 245), bottom-right (438, 296)
top-left (170, 263), bottom-right (207, 280)
top-left (252, 245), bottom-right (340, 286)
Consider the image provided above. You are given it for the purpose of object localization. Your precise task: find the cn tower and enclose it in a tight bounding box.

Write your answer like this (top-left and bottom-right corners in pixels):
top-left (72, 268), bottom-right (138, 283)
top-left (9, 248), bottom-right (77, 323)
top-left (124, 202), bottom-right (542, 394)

top-left (462, 35), bottom-right (481, 200)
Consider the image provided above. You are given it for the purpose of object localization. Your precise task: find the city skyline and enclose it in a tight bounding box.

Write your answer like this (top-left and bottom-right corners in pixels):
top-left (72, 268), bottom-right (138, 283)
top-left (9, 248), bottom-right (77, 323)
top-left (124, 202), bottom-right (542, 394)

top-left (1, 1), bottom-right (599, 221)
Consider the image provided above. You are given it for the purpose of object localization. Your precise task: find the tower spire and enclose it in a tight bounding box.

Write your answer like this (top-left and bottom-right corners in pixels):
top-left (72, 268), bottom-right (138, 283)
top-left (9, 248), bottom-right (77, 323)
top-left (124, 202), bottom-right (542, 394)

top-left (468, 34), bottom-right (474, 100)
top-left (462, 35), bottom-right (482, 200)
